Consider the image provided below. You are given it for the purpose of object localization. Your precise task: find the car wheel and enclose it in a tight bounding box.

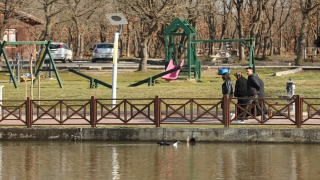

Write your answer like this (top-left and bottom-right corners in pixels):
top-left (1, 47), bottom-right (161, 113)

top-left (62, 58), bottom-right (67, 63)
top-left (68, 59), bottom-right (73, 63)
top-left (92, 59), bottom-right (96, 63)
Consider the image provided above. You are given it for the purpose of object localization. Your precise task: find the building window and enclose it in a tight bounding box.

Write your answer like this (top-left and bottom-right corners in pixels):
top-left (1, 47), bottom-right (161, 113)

top-left (3, 29), bottom-right (16, 42)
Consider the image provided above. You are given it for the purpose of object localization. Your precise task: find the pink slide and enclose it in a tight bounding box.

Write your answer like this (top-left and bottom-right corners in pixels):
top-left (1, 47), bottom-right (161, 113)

top-left (161, 59), bottom-right (184, 81)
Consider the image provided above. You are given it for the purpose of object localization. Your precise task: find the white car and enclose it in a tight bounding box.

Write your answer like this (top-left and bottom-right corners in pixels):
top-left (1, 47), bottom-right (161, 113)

top-left (91, 42), bottom-right (120, 63)
top-left (38, 42), bottom-right (73, 63)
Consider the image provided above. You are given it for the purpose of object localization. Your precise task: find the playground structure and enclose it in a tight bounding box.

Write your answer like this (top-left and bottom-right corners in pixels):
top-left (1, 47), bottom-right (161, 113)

top-left (129, 18), bottom-right (255, 87)
top-left (0, 40), bottom-right (62, 88)
top-left (68, 68), bottom-right (112, 89)
top-left (164, 18), bottom-right (256, 79)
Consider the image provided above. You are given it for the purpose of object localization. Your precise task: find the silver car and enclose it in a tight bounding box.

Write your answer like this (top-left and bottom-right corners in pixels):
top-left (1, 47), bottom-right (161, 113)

top-left (38, 42), bottom-right (73, 63)
top-left (91, 42), bottom-right (119, 63)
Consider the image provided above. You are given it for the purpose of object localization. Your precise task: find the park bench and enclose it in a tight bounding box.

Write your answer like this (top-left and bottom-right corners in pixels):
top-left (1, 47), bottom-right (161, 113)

top-left (305, 54), bottom-right (320, 63)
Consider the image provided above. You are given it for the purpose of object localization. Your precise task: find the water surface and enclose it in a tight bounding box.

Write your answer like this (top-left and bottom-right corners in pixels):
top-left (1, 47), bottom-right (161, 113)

top-left (0, 141), bottom-right (319, 180)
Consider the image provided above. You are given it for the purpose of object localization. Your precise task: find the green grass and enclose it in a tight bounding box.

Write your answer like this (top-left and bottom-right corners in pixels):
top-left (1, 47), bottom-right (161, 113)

top-left (0, 67), bottom-right (319, 100)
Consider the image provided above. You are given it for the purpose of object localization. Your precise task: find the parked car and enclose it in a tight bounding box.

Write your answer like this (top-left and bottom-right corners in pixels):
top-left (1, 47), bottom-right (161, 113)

top-left (37, 42), bottom-right (73, 63)
top-left (91, 42), bottom-right (120, 63)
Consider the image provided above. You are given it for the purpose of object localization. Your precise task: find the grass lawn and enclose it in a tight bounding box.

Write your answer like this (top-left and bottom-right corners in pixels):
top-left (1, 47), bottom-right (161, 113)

top-left (0, 67), bottom-right (319, 100)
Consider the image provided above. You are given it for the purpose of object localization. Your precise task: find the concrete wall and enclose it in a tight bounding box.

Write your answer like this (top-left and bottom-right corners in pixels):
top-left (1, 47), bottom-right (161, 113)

top-left (0, 128), bottom-right (320, 143)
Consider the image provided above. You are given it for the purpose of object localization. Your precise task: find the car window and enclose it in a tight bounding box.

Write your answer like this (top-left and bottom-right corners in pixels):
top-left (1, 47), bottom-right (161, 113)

top-left (97, 44), bottom-right (113, 48)
top-left (50, 44), bottom-right (60, 49)
top-left (50, 43), bottom-right (69, 49)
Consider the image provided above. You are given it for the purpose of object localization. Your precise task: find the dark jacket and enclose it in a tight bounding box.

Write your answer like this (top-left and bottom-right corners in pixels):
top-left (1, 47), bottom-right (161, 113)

top-left (234, 77), bottom-right (247, 97)
top-left (258, 78), bottom-right (265, 98)
top-left (222, 79), bottom-right (233, 97)
top-left (247, 73), bottom-right (261, 96)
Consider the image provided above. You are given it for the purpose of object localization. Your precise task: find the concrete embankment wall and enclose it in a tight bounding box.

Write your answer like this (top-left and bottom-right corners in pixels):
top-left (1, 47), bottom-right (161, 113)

top-left (0, 128), bottom-right (320, 143)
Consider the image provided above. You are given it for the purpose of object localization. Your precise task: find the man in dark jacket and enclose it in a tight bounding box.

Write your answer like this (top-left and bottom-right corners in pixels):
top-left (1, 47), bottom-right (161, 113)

top-left (257, 77), bottom-right (268, 116)
top-left (239, 67), bottom-right (267, 122)
top-left (234, 72), bottom-right (247, 123)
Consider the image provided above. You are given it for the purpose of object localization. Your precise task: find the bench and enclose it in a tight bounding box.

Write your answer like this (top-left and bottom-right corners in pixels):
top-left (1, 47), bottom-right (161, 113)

top-left (305, 54), bottom-right (320, 63)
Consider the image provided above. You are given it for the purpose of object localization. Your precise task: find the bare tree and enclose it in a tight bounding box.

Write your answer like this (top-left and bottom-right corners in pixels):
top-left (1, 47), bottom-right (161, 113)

top-left (36, 0), bottom-right (69, 41)
top-left (120, 0), bottom-right (183, 71)
top-left (262, 0), bottom-right (292, 58)
top-left (62, 0), bottom-right (104, 59)
top-left (232, 0), bottom-right (246, 62)
top-left (295, 0), bottom-right (319, 65)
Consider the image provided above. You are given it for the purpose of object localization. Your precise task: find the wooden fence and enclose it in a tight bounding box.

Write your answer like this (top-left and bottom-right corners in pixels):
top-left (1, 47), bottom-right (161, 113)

top-left (0, 95), bottom-right (319, 128)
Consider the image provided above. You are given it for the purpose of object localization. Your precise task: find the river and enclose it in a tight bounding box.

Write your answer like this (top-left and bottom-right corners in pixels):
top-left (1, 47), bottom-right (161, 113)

top-left (0, 141), bottom-right (319, 180)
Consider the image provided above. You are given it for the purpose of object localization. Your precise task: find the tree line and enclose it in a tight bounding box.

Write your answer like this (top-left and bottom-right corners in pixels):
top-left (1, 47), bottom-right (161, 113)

top-left (0, 0), bottom-right (319, 70)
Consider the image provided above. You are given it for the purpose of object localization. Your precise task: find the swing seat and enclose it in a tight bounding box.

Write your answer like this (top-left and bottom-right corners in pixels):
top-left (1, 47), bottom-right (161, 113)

top-left (162, 59), bottom-right (184, 81)
top-left (20, 73), bottom-right (34, 82)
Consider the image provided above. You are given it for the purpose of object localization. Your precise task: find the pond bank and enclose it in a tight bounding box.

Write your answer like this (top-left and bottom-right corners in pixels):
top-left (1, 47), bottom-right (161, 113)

top-left (0, 128), bottom-right (319, 143)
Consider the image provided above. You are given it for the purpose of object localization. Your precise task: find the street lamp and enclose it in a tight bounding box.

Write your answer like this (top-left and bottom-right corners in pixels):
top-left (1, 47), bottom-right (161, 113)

top-left (105, 13), bottom-right (128, 108)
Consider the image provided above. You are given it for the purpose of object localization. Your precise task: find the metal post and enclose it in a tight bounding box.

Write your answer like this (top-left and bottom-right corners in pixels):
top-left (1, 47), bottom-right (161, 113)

top-left (111, 32), bottom-right (119, 108)
top-left (49, 61), bottom-right (53, 79)
top-left (16, 53), bottom-right (20, 82)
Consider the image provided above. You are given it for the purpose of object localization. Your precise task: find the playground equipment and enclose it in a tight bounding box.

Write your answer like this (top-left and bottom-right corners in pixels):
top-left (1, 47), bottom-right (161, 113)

top-left (210, 41), bottom-right (236, 64)
top-left (68, 68), bottom-right (112, 89)
top-left (129, 59), bottom-right (184, 87)
top-left (162, 59), bottom-right (184, 81)
top-left (304, 47), bottom-right (320, 63)
top-left (164, 18), bottom-right (256, 79)
top-left (0, 40), bottom-right (62, 88)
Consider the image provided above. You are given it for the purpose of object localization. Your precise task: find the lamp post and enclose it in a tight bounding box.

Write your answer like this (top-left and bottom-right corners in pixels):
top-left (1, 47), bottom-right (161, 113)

top-left (105, 13), bottom-right (128, 107)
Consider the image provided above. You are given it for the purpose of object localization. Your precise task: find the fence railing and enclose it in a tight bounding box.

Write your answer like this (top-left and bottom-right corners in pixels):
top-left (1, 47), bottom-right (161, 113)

top-left (0, 95), bottom-right (318, 128)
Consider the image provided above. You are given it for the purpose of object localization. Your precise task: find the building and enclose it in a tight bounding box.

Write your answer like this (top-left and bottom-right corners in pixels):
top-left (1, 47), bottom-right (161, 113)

top-left (0, 3), bottom-right (44, 61)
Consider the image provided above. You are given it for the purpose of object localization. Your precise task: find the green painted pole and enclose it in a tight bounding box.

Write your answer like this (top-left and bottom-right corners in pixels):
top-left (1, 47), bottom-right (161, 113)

top-left (0, 41), bottom-right (18, 88)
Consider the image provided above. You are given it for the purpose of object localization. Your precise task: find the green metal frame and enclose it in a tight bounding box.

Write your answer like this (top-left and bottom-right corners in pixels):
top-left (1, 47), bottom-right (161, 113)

top-left (68, 68), bottom-right (112, 89)
top-left (0, 40), bottom-right (63, 88)
top-left (164, 18), bottom-right (256, 79)
top-left (129, 66), bottom-right (183, 87)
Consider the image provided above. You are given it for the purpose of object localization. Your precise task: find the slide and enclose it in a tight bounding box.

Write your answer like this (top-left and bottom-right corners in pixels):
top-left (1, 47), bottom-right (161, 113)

top-left (161, 59), bottom-right (184, 81)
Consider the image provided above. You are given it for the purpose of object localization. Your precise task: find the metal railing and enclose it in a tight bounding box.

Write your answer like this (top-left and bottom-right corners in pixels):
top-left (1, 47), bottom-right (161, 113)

top-left (0, 95), bottom-right (318, 128)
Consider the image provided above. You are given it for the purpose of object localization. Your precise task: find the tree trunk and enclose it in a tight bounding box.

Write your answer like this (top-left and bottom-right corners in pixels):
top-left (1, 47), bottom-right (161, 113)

top-left (126, 24), bottom-right (130, 57)
top-left (279, 30), bottom-right (282, 55)
top-left (139, 39), bottom-right (148, 71)
top-left (296, 13), bottom-right (309, 65)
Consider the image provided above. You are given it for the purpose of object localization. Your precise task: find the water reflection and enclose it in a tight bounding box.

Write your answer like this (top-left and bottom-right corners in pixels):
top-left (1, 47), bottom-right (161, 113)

top-left (0, 141), bottom-right (319, 179)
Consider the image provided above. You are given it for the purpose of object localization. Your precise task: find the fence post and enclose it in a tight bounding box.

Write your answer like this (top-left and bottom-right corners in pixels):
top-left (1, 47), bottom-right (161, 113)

top-left (295, 95), bottom-right (302, 128)
top-left (90, 96), bottom-right (97, 128)
top-left (154, 96), bottom-right (160, 127)
top-left (223, 94), bottom-right (230, 128)
top-left (26, 97), bottom-right (32, 128)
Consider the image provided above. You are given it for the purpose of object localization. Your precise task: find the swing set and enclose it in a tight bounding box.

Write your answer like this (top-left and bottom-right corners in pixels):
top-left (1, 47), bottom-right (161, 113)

top-left (0, 40), bottom-right (63, 88)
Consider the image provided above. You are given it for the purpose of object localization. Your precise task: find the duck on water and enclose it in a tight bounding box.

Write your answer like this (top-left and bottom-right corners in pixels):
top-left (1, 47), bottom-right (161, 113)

top-left (157, 140), bottom-right (180, 146)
